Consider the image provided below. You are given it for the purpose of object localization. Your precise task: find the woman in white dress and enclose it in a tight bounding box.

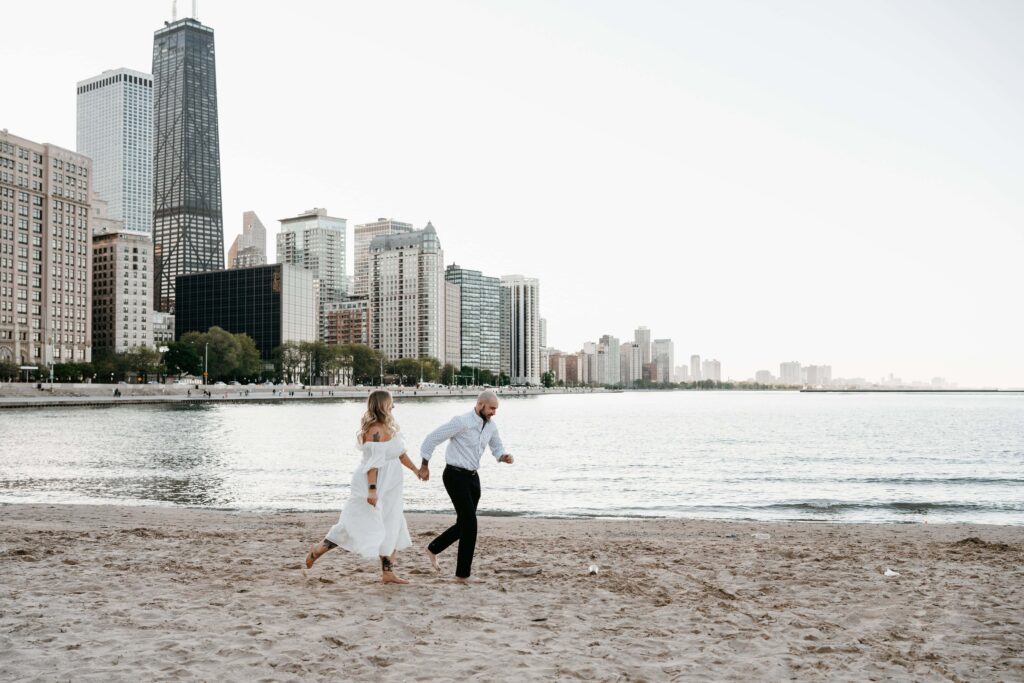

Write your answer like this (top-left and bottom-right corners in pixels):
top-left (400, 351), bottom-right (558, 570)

top-left (305, 389), bottom-right (422, 584)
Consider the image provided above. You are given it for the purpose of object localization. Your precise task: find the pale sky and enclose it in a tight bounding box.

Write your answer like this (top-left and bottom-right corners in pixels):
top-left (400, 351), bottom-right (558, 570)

top-left (3, 1), bottom-right (1022, 386)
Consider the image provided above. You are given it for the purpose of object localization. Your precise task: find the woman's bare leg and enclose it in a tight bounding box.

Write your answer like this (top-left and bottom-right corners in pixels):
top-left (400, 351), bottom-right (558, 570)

top-left (305, 540), bottom-right (336, 569)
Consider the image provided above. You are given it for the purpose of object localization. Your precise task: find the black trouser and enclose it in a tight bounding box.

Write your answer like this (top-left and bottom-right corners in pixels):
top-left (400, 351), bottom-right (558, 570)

top-left (427, 465), bottom-right (481, 578)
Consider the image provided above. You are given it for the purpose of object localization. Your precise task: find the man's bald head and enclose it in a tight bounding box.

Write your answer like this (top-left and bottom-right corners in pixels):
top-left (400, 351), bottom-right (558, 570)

top-left (476, 390), bottom-right (499, 422)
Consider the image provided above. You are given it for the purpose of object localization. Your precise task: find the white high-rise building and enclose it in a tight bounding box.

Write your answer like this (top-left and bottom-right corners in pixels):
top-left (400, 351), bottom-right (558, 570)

top-left (369, 223), bottom-right (445, 363)
top-left (500, 275), bottom-right (541, 385)
top-left (653, 338), bottom-right (674, 383)
top-left (780, 361), bottom-right (802, 385)
top-left (76, 69), bottom-right (153, 235)
top-left (634, 325), bottom-right (652, 366)
top-left (691, 354), bottom-right (702, 381)
top-left (702, 358), bottom-right (722, 382)
top-left (353, 218), bottom-right (413, 297)
top-left (277, 208), bottom-right (347, 301)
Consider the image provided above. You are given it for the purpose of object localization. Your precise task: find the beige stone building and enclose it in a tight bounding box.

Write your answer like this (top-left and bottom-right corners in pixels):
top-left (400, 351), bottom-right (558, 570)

top-left (352, 218), bottom-right (412, 297)
top-left (0, 130), bottom-right (92, 367)
top-left (92, 227), bottom-right (154, 353)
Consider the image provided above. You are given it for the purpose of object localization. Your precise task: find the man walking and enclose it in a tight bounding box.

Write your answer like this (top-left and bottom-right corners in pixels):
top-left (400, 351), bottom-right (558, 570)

top-left (419, 389), bottom-right (514, 582)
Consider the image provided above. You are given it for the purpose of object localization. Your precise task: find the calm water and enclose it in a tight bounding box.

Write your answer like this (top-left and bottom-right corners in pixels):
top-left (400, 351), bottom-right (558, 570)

top-left (1, 392), bottom-right (1022, 523)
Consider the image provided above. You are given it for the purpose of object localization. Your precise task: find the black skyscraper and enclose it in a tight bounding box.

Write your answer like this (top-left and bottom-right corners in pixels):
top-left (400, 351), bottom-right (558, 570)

top-left (152, 17), bottom-right (224, 313)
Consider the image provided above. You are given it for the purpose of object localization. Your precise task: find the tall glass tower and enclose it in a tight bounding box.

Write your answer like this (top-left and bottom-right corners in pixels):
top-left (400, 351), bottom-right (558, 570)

top-left (152, 17), bottom-right (223, 313)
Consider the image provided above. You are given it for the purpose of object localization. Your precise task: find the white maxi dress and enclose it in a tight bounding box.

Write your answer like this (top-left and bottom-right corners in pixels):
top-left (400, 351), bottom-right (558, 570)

top-left (324, 433), bottom-right (412, 559)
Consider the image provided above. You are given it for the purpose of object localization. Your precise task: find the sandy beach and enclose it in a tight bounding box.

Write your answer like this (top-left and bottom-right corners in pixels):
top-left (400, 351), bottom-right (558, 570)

top-left (1, 505), bottom-right (1021, 681)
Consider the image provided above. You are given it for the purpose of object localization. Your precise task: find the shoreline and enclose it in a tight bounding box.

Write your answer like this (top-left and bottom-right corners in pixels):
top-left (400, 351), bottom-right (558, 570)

top-left (2, 504), bottom-right (1021, 680)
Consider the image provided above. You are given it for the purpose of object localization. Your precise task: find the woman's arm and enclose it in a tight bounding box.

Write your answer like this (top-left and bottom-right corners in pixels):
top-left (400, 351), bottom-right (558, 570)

top-left (399, 453), bottom-right (421, 476)
top-left (366, 468), bottom-right (379, 506)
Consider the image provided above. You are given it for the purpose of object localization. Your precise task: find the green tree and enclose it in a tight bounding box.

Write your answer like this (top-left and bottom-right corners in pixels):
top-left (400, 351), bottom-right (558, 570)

top-left (440, 363), bottom-right (456, 385)
top-left (0, 361), bottom-right (19, 381)
top-left (163, 341), bottom-right (203, 378)
top-left (272, 341), bottom-right (303, 383)
top-left (541, 371), bottom-right (555, 388)
top-left (339, 343), bottom-right (385, 384)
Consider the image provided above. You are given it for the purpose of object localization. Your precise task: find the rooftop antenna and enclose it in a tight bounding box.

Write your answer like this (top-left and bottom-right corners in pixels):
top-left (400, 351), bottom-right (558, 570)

top-left (193, 0), bottom-right (198, 19)
top-left (171, 0), bottom-right (177, 21)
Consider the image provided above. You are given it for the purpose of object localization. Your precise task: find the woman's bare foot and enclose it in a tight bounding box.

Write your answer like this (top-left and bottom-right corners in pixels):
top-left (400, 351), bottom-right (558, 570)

top-left (305, 542), bottom-right (328, 569)
top-left (424, 547), bottom-right (441, 572)
top-left (382, 570), bottom-right (410, 585)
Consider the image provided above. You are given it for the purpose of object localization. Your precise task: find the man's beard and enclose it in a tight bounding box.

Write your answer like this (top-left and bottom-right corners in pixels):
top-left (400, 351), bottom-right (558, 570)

top-left (477, 407), bottom-right (490, 423)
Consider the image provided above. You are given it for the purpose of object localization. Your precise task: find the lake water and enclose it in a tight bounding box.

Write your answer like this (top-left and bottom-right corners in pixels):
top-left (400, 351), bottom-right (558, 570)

top-left (1, 392), bottom-right (1022, 523)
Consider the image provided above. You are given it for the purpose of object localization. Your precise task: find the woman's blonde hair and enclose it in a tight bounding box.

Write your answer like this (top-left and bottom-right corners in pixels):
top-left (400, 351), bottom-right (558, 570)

top-left (358, 389), bottom-right (397, 442)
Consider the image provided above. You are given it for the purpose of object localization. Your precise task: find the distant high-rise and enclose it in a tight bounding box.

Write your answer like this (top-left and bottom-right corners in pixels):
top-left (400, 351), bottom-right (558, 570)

top-left (353, 218), bottom-right (413, 297)
top-left (635, 326), bottom-right (652, 366)
top-left (277, 208), bottom-right (347, 300)
top-left (691, 354), bottom-right (702, 381)
top-left (76, 68), bottom-right (153, 235)
top-left (445, 264), bottom-right (501, 374)
top-left (780, 361), bottom-right (802, 385)
top-left (653, 338), bottom-right (674, 383)
top-left (152, 16), bottom-right (224, 313)
top-left (369, 223), bottom-right (445, 362)
top-left (598, 334), bottom-right (621, 385)
top-left (500, 275), bottom-right (541, 386)
top-left (92, 228), bottom-right (154, 353)
top-left (228, 211), bottom-right (267, 269)
top-left (702, 358), bottom-right (722, 382)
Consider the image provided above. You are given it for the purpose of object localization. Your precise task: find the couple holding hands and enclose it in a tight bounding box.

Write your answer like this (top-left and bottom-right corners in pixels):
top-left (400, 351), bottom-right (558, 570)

top-left (304, 389), bottom-right (514, 584)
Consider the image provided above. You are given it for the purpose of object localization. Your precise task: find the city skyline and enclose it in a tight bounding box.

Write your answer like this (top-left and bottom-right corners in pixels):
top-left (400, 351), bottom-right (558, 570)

top-left (3, 2), bottom-right (1022, 386)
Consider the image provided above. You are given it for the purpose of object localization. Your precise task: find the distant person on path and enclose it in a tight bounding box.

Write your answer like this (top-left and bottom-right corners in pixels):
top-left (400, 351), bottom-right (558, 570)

top-left (304, 390), bottom-right (425, 584)
top-left (418, 390), bottom-right (514, 582)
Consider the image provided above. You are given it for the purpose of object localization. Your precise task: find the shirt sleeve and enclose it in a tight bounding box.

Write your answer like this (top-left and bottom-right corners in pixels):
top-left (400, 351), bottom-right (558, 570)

top-left (488, 426), bottom-right (506, 460)
top-left (420, 415), bottom-right (466, 462)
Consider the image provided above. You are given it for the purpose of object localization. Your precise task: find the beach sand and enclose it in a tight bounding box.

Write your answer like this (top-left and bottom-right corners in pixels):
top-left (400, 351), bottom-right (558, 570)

top-left (1, 505), bottom-right (1021, 681)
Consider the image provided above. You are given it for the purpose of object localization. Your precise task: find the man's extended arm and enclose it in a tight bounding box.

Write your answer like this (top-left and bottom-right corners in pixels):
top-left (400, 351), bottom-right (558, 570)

top-left (489, 427), bottom-right (512, 464)
top-left (420, 415), bottom-right (466, 463)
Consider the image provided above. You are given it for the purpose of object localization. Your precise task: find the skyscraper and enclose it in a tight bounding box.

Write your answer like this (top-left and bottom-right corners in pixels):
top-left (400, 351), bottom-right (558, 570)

top-left (653, 338), bottom-right (674, 383)
top-left (598, 334), bottom-right (621, 385)
top-left (369, 223), bottom-right (445, 362)
top-left (152, 16), bottom-right (224, 313)
top-left (634, 325), bottom-right (652, 366)
top-left (500, 275), bottom-right (541, 385)
top-left (444, 264), bottom-right (501, 374)
top-left (353, 218), bottom-right (413, 297)
top-left (76, 68), bottom-right (153, 235)
top-left (690, 354), bottom-right (702, 381)
top-left (228, 211), bottom-right (267, 269)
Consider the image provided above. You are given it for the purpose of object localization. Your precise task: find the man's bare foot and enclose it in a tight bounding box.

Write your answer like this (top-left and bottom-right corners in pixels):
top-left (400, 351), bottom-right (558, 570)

top-left (382, 571), bottom-right (410, 585)
top-left (424, 547), bottom-right (441, 573)
top-left (454, 576), bottom-right (483, 584)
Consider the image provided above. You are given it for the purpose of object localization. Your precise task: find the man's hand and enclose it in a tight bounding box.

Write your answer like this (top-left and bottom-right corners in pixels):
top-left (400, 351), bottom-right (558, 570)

top-left (499, 454), bottom-right (514, 465)
top-left (419, 462), bottom-right (430, 481)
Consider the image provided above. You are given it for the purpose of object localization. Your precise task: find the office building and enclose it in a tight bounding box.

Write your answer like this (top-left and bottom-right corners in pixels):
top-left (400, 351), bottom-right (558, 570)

top-left (755, 370), bottom-right (774, 384)
top-left (174, 264), bottom-right (316, 361)
top-left (653, 338), bottom-right (674, 383)
top-left (598, 334), bottom-right (621, 385)
top-left (152, 310), bottom-right (175, 346)
top-left (228, 211), bottom-right (267, 269)
top-left (76, 68), bottom-right (153, 235)
top-left (690, 354), bottom-right (702, 381)
top-left (0, 131), bottom-right (92, 366)
top-left (353, 218), bottom-right (412, 297)
top-left (369, 223), bottom-right (445, 363)
top-left (152, 16), bottom-right (224, 312)
top-left (92, 228), bottom-right (154, 352)
top-left (500, 274), bottom-right (541, 385)
top-left (805, 364), bottom-right (832, 387)
top-left (444, 264), bottom-right (501, 373)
